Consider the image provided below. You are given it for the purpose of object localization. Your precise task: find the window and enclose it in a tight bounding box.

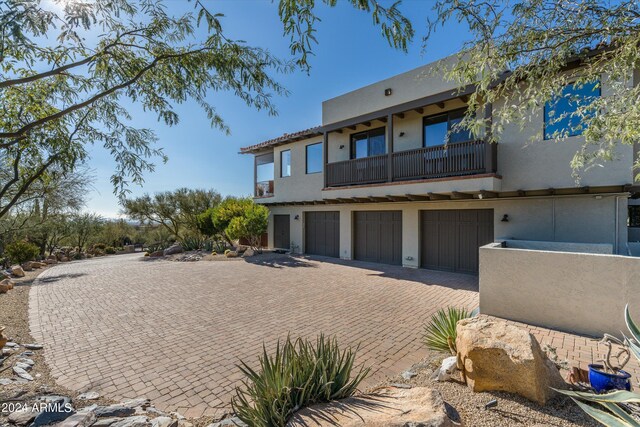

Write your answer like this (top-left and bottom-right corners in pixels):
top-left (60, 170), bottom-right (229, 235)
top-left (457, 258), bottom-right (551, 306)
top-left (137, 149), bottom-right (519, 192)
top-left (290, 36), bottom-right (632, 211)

top-left (544, 81), bottom-right (600, 140)
top-left (630, 205), bottom-right (640, 228)
top-left (306, 142), bottom-right (322, 174)
top-left (255, 153), bottom-right (274, 197)
top-left (280, 149), bottom-right (291, 177)
top-left (423, 108), bottom-right (473, 147)
top-left (350, 127), bottom-right (386, 159)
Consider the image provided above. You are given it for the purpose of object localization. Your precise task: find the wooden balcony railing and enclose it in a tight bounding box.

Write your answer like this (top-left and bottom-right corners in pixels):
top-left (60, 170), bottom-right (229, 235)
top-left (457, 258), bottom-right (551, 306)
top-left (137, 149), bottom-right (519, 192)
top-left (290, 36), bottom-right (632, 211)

top-left (325, 140), bottom-right (496, 187)
top-left (325, 154), bottom-right (388, 187)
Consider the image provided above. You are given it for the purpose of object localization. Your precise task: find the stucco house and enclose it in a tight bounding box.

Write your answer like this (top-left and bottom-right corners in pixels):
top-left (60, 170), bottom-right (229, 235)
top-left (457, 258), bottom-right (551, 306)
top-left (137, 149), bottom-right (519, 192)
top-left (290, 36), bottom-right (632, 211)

top-left (240, 56), bottom-right (638, 275)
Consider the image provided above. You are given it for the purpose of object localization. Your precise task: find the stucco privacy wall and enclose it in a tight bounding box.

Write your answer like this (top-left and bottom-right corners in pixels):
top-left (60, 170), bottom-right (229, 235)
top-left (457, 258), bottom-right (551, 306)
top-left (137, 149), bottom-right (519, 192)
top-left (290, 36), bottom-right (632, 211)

top-left (265, 194), bottom-right (627, 267)
top-left (504, 239), bottom-right (613, 254)
top-left (479, 242), bottom-right (640, 337)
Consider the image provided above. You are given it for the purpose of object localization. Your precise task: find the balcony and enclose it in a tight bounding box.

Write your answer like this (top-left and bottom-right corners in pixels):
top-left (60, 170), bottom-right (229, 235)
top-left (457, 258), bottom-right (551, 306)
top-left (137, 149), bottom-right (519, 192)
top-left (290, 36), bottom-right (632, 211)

top-left (326, 140), bottom-right (496, 188)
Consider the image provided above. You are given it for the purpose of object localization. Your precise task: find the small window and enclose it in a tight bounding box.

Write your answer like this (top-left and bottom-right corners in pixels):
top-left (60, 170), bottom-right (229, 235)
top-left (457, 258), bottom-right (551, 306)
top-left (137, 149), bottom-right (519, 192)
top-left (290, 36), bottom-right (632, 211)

top-left (423, 108), bottom-right (473, 147)
top-left (350, 127), bottom-right (386, 159)
top-left (306, 142), bottom-right (322, 174)
top-left (544, 81), bottom-right (600, 140)
top-left (630, 205), bottom-right (640, 228)
top-left (280, 149), bottom-right (291, 177)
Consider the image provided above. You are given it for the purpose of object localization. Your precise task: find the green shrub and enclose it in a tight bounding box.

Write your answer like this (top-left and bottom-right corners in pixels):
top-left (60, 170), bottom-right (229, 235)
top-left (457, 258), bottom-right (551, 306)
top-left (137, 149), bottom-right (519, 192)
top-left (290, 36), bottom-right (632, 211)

top-left (424, 307), bottom-right (474, 355)
top-left (92, 243), bottom-right (107, 251)
top-left (5, 241), bottom-right (40, 264)
top-left (105, 246), bottom-right (116, 254)
top-left (181, 236), bottom-right (206, 251)
top-left (232, 335), bottom-right (369, 427)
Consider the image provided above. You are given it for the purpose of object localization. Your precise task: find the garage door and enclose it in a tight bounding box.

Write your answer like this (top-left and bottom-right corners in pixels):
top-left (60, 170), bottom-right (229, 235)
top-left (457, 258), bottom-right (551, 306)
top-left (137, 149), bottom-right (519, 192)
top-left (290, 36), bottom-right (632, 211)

top-left (420, 209), bottom-right (493, 274)
top-left (305, 212), bottom-right (340, 257)
top-left (354, 211), bottom-right (402, 265)
top-left (273, 214), bottom-right (290, 250)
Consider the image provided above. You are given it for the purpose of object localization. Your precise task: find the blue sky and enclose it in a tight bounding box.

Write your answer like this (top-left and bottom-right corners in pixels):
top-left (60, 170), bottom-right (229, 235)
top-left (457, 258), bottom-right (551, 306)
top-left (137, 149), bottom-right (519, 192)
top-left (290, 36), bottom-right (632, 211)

top-left (86, 0), bottom-right (467, 217)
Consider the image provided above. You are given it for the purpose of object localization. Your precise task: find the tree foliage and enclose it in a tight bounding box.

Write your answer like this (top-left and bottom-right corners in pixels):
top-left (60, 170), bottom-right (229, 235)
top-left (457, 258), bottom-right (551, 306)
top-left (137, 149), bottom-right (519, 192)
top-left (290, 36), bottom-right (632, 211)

top-left (0, 0), bottom-right (415, 219)
top-left (225, 203), bottom-right (269, 250)
top-left (424, 0), bottom-right (640, 178)
top-left (122, 188), bottom-right (221, 241)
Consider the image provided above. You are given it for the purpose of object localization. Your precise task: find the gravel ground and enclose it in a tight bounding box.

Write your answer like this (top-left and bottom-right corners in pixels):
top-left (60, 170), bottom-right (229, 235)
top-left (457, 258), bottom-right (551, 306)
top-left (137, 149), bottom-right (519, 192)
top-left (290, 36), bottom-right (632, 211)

top-left (373, 351), bottom-right (600, 427)
top-left (0, 266), bottom-right (116, 423)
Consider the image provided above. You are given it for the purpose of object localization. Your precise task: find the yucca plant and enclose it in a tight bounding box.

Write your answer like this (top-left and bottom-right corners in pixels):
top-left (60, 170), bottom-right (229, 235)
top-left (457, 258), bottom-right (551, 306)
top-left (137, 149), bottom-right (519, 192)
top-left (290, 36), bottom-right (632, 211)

top-left (559, 305), bottom-right (640, 426)
top-left (424, 307), bottom-right (475, 355)
top-left (180, 236), bottom-right (205, 251)
top-left (231, 334), bottom-right (370, 427)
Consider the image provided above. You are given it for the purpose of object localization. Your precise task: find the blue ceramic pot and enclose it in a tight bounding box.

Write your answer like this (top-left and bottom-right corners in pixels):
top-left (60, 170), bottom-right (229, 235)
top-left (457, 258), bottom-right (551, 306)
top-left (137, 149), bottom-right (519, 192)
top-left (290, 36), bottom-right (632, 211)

top-left (588, 364), bottom-right (631, 393)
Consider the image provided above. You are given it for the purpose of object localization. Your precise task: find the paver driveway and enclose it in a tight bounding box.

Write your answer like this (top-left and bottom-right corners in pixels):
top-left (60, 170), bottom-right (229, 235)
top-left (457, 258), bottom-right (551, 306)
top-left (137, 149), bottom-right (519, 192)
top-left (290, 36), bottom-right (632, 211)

top-left (29, 253), bottom-right (478, 419)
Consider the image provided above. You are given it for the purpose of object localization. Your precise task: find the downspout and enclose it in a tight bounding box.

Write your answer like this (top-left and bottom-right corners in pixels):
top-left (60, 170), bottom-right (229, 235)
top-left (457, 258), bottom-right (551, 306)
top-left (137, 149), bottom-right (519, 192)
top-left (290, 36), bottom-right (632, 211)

top-left (615, 195), bottom-right (623, 255)
top-left (551, 198), bottom-right (556, 241)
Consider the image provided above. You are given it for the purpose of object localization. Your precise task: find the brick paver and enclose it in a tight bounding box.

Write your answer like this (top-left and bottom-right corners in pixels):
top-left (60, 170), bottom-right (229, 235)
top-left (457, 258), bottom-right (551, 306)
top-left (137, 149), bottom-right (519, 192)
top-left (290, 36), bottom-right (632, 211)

top-left (30, 254), bottom-right (635, 419)
top-left (28, 254), bottom-right (478, 418)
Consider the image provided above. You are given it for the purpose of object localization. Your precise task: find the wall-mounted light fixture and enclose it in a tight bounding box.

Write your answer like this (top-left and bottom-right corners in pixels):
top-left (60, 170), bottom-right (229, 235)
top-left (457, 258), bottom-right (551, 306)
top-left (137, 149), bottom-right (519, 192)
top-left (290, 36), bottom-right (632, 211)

top-left (399, 132), bottom-right (405, 137)
top-left (294, 214), bottom-right (300, 220)
top-left (501, 214), bottom-right (510, 222)
top-left (339, 144), bottom-right (345, 149)
top-left (384, 88), bottom-right (393, 96)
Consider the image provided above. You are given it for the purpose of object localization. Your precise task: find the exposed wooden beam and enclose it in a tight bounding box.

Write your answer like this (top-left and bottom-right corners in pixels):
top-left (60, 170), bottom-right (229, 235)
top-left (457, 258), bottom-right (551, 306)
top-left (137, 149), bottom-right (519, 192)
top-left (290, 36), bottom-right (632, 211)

top-left (452, 191), bottom-right (474, 200)
top-left (313, 200), bottom-right (327, 205)
top-left (414, 107), bottom-right (424, 114)
top-left (347, 125), bottom-right (357, 130)
top-left (335, 129), bottom-right (343, 134)
top-left (581, 186), bottom-right (590, 194)
top-left (479, 190), bottom-right (498, 199)
top-left (337, 198), bottom-right (355, 203)
top-left (323, 198), bottom-right (340, 204)
top-left (370, 196), bottom-right (392, 202)
top-left (405, 194), bottom-right (429, 201)
top-left (362, 121), bottom-right (371, 127)
top-left (436, 102), bottom-right (445, 109)
top-left (516, 190), bottom-right (526, 197)
top-left (378, 116), bottom-right (388, 123)
top-left (396, 112), bottom-right (405, 119)
top-left (547, 187), bottom-right (556, 195)
top-left (459, 95), bottom-right (469, 103)
top-left (428, 192), bottom-right (451, 200)
top-left (353, 197), bottom-right (372, 203)
top-left (386, 195), bottom-right (410, 202)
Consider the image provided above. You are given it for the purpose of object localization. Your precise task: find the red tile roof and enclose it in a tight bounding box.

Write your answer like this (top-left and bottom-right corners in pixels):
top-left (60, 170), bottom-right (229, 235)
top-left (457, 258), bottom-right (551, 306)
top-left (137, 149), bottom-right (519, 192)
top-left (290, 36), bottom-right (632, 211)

top-left (240, 126), bottom-right (322, 154)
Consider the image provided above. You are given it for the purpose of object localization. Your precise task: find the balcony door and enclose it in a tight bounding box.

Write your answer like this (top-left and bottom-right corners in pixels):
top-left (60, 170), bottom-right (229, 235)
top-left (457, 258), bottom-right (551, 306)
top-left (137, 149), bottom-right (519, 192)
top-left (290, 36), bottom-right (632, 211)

top-left (351, 127), bottom-right (386, 159)
top-left (423, 108), bottom-right (477, 175)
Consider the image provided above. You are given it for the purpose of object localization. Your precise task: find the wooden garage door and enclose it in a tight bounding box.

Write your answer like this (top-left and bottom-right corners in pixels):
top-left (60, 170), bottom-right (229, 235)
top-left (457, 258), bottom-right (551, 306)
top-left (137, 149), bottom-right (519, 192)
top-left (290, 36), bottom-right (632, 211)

top-left (354, 211), bottom-right (402, 265)
top-left (305, 212), bottom-right (340, 257)
top-left (273, 214), bottom-right (290, 250)
top-left (420, 209), bottom-right (493, 274)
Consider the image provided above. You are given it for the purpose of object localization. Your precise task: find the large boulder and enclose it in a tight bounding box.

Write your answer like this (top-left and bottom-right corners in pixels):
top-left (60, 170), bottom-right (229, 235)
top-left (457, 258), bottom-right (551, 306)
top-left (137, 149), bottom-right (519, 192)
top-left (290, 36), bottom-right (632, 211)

top-left (241, 248), bottom-right (255, 258)
top-left (456, 316), bottom-right (565, 405)
top-left (149, 250), bottom-right (164, 258)
top-left (163, 245), bottom-right (183, 256)
top-left (21, 261), bottom-right (34, 271)
top-left (11, 265), bottom-right (25, 277)
top-left (288, 387), bottom-right (459, 427)
top-left (0, 279), bottom-right (13, 293)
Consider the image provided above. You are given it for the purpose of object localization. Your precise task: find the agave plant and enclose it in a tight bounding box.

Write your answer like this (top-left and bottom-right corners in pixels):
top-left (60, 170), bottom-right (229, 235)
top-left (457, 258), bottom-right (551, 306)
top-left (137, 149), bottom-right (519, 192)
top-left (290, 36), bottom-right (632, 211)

top-left (231, 334), bottom-right (370, 427)
top-left (559, 305), bottom-right (640, 426)
top-left (424, 307), bottom-right (476, 355)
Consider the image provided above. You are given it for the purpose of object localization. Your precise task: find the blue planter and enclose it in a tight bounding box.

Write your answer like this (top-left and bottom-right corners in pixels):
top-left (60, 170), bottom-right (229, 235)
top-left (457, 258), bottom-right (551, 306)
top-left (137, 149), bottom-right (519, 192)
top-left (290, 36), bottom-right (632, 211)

top-left (588, 364), bottom-right (631, 393)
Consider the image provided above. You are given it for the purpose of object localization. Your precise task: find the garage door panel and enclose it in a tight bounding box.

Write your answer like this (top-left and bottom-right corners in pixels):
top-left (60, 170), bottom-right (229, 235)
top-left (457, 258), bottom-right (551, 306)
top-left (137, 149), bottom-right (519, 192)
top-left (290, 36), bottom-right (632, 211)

top-left (420, 209), bottom-right (494, 274)
top-left (354, 211), bottom-right (402, 265)
top-left (305, 212), bottom-right (339, 257)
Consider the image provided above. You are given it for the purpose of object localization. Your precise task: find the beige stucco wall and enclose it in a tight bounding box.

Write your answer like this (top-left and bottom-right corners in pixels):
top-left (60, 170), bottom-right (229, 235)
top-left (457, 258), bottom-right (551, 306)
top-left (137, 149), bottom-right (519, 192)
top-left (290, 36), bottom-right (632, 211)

top-left (495, 73), bottom-right (634, 191)
top-left (264, 136), bottom-right (324, 203)
top-left (322, 55), bottom-right (465, 125)
top-left (264, 194), bottom-right (627, 267)
top-left (480, 242), bottom-right (640, 337)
